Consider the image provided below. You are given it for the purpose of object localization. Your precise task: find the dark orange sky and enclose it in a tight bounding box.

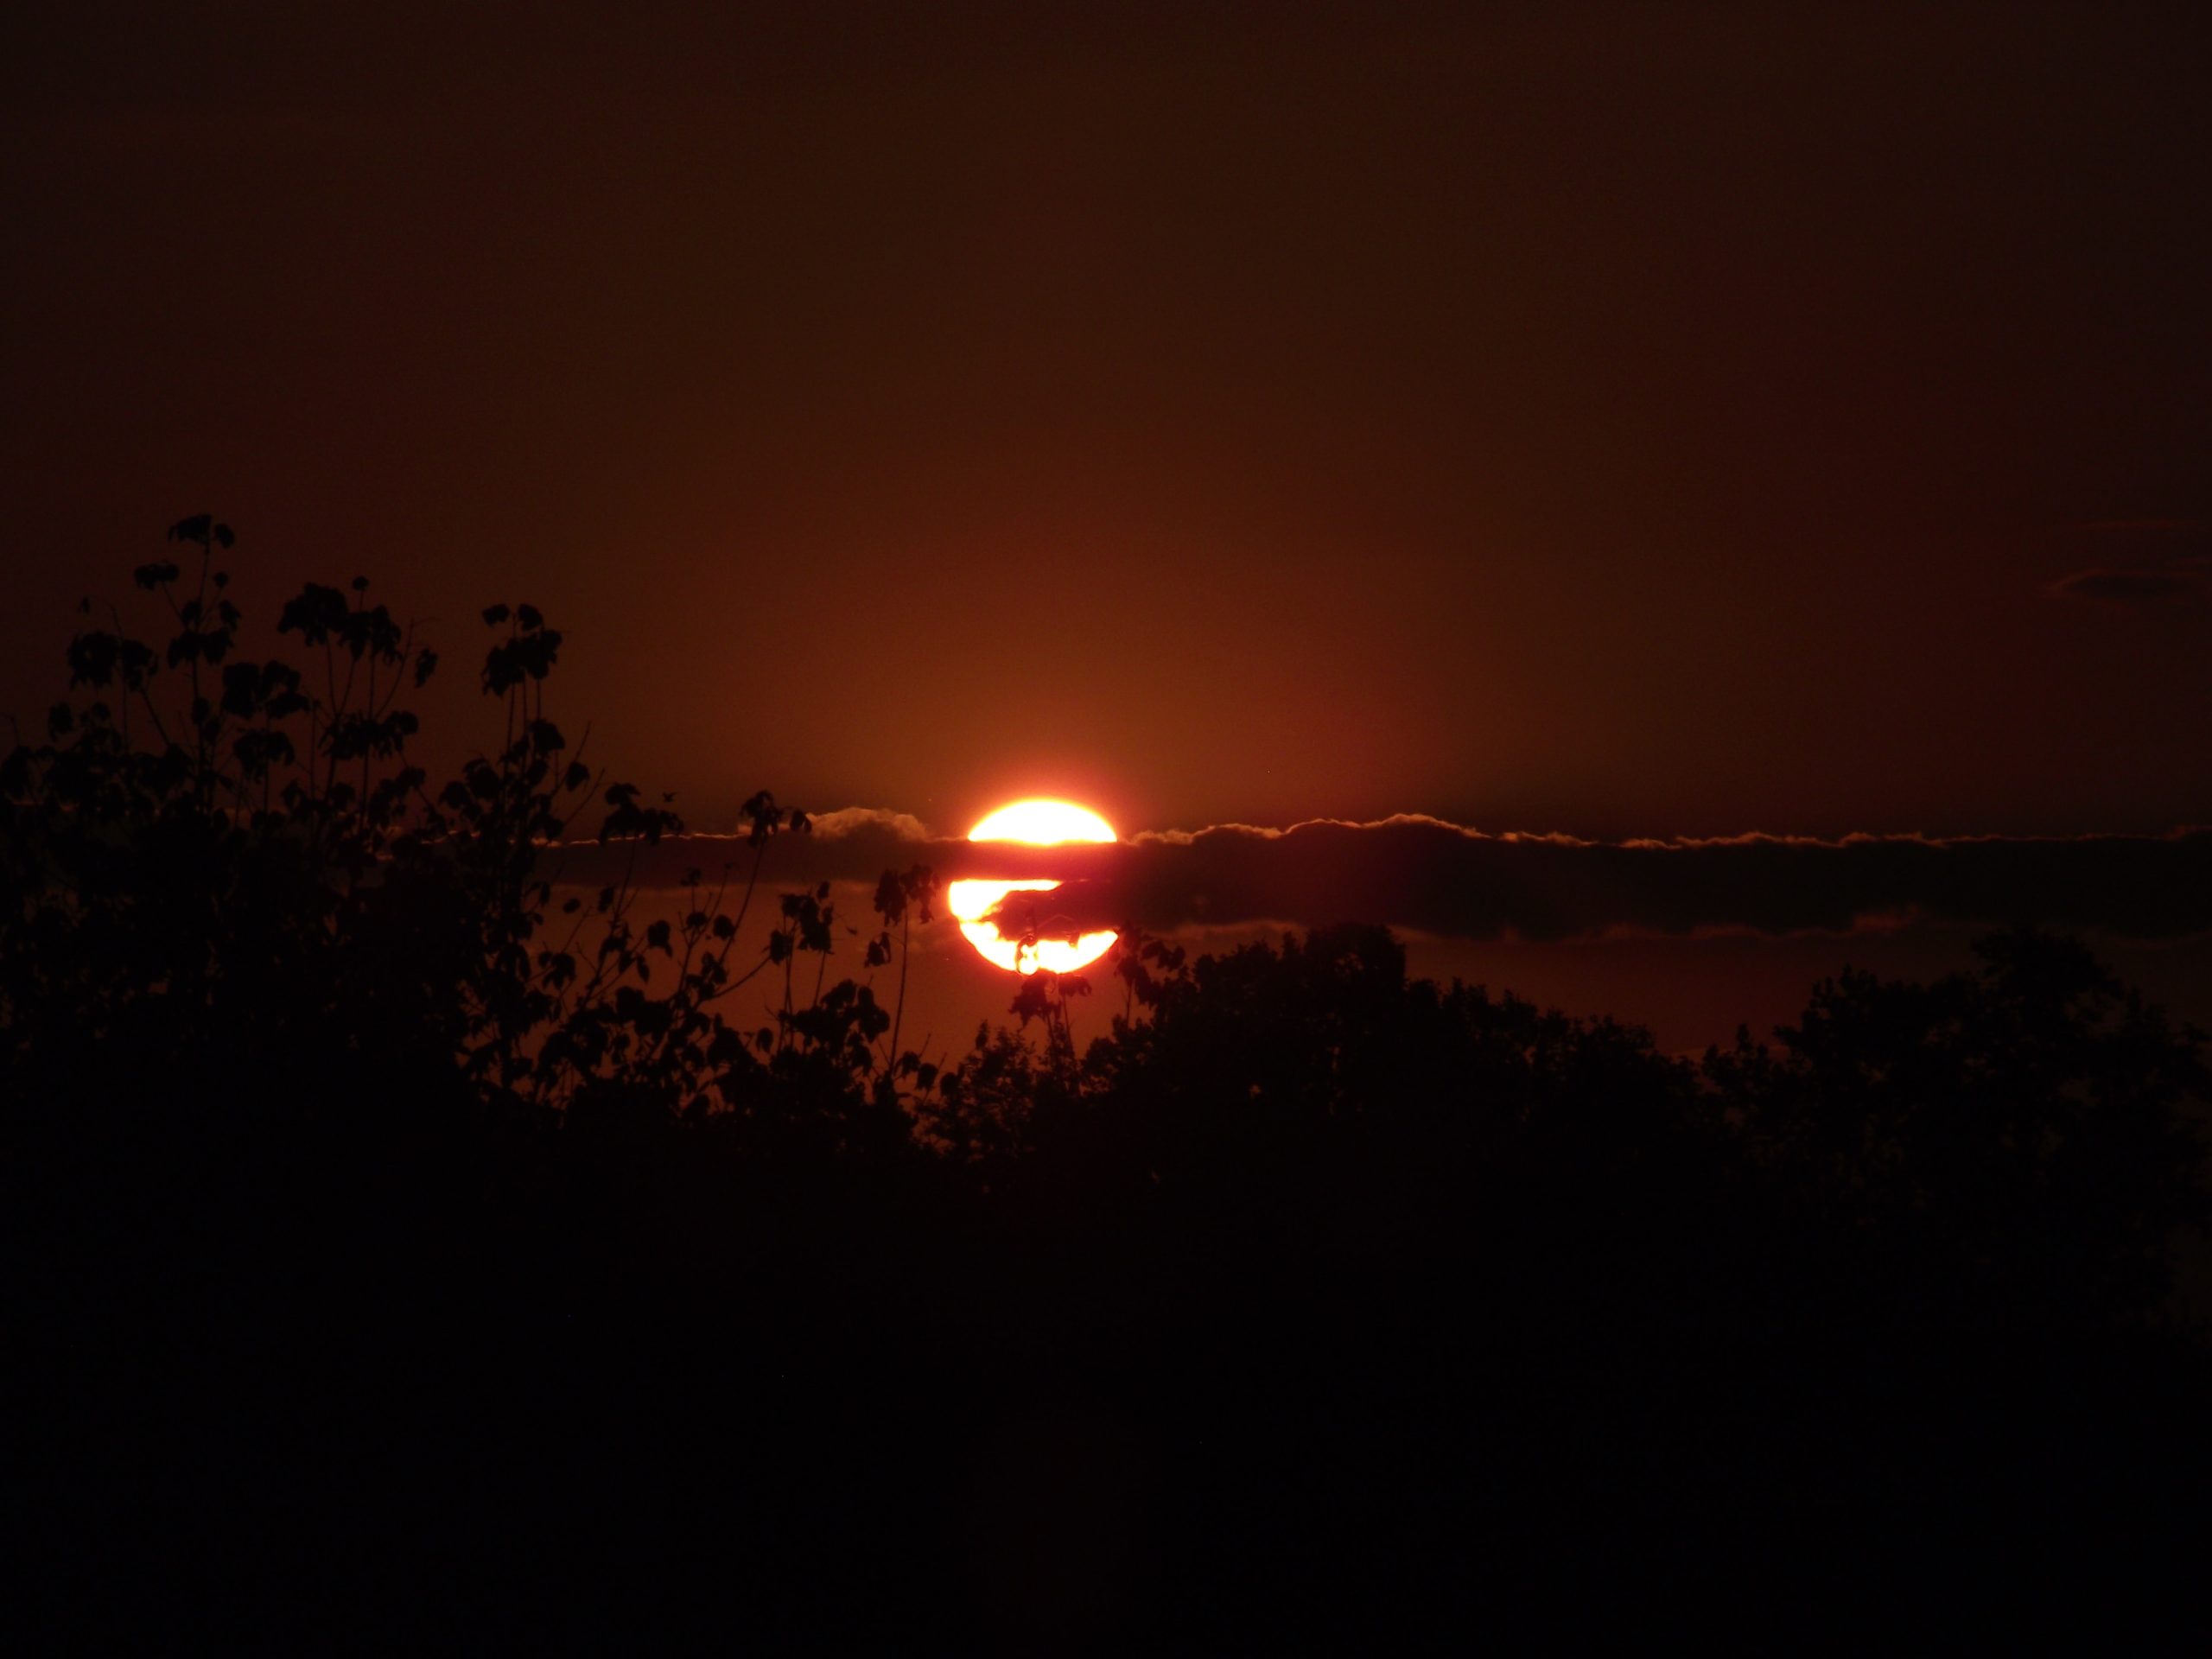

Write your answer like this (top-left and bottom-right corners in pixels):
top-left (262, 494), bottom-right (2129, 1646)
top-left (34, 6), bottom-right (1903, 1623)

top-left (6, 1), bottom-right (2209, 849)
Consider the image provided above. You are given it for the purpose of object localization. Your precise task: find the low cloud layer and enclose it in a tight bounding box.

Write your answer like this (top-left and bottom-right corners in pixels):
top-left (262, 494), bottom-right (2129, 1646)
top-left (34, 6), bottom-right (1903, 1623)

top-left (545, 815), bottom-right (2212, 944)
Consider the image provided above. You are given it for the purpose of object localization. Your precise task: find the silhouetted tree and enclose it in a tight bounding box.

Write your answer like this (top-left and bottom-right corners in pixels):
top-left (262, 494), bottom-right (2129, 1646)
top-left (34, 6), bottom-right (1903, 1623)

top-left (1704, 928), bottom-right (2210, 1332)
top-left (6, 525), bottom-right (2209, 1649)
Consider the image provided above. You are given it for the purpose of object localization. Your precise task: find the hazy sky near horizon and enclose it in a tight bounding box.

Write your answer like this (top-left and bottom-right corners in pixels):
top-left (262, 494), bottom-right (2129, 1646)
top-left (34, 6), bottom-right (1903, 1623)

top-left (5, 1), bottom-right (2210, 849)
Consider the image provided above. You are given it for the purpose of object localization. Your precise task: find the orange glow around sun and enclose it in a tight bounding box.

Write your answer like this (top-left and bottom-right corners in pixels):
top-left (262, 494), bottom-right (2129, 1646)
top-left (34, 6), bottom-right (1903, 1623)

top-left (947, 799), bottom-right (1118, 976)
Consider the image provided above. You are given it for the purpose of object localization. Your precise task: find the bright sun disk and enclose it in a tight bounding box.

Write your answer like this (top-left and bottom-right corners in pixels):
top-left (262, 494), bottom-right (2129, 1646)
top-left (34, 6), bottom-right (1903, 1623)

top-left (947, 798), bottom-right (1118, 976)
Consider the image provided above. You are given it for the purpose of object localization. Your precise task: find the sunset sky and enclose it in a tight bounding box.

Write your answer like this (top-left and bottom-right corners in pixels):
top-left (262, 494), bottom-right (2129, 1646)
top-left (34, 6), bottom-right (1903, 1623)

top-left (7, 2), bottom-right (2209, 1045)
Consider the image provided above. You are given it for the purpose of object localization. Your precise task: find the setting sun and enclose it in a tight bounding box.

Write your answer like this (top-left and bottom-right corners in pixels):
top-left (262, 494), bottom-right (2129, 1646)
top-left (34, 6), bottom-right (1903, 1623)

top-left (947, 798), bottom-right (1118, 975)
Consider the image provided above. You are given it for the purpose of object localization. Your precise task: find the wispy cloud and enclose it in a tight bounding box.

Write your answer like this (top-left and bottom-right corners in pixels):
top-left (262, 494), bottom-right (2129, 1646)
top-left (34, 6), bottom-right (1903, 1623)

top-left (2050, 569), bottom-right (2205, 604)
top-left (546, 815), bottom-right (2212, 943)
top-left (2047, 518), bottom-right (2212, 605)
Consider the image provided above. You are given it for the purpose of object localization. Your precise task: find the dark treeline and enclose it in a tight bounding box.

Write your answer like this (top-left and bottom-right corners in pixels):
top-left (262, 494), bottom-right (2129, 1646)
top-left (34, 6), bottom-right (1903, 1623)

top-left (6, 529), bottom-right (2209, 1649)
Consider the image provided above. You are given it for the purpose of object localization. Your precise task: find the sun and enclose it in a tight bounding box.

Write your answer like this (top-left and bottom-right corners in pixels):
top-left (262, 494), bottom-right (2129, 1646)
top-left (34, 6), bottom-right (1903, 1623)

top-left (947, 798), bottom-right (1118, 975)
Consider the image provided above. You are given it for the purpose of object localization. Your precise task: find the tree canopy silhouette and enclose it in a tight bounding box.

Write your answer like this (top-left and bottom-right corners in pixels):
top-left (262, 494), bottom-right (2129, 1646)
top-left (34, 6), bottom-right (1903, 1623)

top-left (4, 528), bottom-right (2208, 1648)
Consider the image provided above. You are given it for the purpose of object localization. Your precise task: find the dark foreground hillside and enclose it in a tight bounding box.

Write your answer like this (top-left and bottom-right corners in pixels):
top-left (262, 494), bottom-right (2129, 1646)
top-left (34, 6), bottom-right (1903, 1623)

top-left (6, 543), bottom-right (2209, 1649)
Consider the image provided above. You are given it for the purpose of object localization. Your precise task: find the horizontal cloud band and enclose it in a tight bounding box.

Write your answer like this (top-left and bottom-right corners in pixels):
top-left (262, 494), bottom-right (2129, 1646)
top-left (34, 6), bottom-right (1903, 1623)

top-left (541, 814), bottom-right (2212, 943)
